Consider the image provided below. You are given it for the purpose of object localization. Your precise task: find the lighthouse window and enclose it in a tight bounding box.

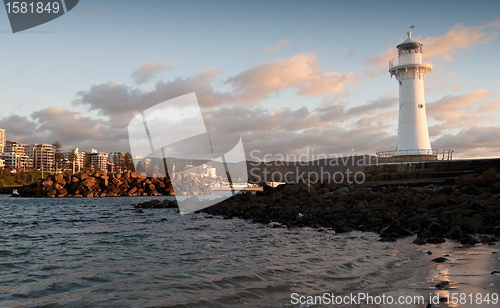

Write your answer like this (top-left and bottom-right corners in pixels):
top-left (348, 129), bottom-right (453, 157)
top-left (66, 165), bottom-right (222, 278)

top-left (418, 104), bottom-right (424, 109)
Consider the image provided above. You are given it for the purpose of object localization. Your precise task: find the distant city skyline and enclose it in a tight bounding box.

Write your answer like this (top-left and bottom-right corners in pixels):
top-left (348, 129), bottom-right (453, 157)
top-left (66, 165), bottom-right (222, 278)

top-left (1, 1), bottom-right (499, 159)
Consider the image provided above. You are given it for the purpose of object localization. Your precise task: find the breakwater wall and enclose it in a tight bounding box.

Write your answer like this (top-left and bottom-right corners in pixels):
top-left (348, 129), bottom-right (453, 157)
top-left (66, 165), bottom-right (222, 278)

top-left (17, 172), bottom-right (211, 197)
top-left (194, 171), bottom-right (499, 244)
top-left (364, 158), bottom-right (500, 184)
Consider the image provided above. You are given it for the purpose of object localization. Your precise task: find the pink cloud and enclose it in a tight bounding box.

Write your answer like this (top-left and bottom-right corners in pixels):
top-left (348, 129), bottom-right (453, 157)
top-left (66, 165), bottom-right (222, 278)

top-left (427, 89), bottom-right (498, 131)
top-left (432, 126), bottom-right (500, 158)
top-left (423, 22), bottom-right (499, 61)
top-left (264, 38), bottom-right (291, 53)
top-left (131, 61), bottom-right (171, 84)
top-left (227, 52), bottom-right (357, 103)
top-left (365, 19), bottom-right (500, 76)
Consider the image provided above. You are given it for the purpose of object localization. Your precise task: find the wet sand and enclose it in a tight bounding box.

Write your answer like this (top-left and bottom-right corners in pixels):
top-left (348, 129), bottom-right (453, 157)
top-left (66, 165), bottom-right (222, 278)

top-left (382, 239), bottom-right (500, 308)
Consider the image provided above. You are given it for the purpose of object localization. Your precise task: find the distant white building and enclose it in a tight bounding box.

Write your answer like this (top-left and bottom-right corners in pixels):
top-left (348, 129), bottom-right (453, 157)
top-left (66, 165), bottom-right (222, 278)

top-left (108, 152), bottom-right (124, 168)
top-left (1, 152), bottom-right (31, 170)
top-left (26, 144), bottom-right (55, 171)
top-left (1, 142), bottom-right (31, 169)
top-left (191, 164), bottom-right (217, 178)
top-left (0, 128), bottom-right (5, 155)
top-left (64, 148), bottom-right (86, 173)
top-left (88, 148), bottom-right (108, 172)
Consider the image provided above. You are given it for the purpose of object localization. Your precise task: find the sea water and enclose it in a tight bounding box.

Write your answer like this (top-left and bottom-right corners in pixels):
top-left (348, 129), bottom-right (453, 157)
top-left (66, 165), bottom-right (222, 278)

top-left (0, 194), bottom-right (430, 307)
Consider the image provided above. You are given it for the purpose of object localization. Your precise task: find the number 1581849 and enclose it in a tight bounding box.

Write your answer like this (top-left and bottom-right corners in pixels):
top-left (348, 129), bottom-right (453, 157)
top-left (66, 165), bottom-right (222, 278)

top-left (5, 1), bottom-right (60, 14)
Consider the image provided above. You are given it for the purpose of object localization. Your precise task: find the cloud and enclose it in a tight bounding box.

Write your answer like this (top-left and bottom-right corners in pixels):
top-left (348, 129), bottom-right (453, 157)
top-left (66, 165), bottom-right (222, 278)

top-left (76, 54), bottom-right (357, 130)
top-left (75, 67), bottom-right (229, 127)
top-left (365, 19), bottom-right (500, 76)
top-left (0, 115), bottom-right (38, 140)
top-left (316, 96), bottom-right (397, 123)
top-left (131, 61), bottom-right (171, 84)
top-left (206, 105), bottom-right (324, 135)
top-left (423, 22), bottom-right (499, 61)
top-left (432, 126), bottom-right (500, 158)
top-left (31, 107), bottom-right (109, 143)
top-left (425, 89), bottom-right (500, 158)
top-left (427, 89), bottom-right (497, 130)
top-left (264, 38), bottom-right (291, 53)
top-left (200, 94), bottom-right (399, 158)
top-left (227, 52), bottom-right (357, 103)
top-left (0, 107), bottom-right (126, 152)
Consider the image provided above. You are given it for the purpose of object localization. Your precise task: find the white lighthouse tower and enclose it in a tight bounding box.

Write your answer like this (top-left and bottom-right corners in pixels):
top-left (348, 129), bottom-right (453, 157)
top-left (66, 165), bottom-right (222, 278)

top-left (389, 26), bottom-right (435, 158)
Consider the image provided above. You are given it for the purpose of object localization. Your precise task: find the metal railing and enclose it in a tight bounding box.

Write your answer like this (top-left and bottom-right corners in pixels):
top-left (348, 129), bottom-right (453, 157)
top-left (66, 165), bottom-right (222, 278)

top-left (376, 149), bottom-right (454, 164)
top-left (389, 54), bottom-right (432, 70)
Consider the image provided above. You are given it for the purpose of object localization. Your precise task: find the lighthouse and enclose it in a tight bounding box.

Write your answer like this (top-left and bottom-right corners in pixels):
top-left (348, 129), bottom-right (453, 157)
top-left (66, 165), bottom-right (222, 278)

top-left (389, 26), bottom-right (434, 158)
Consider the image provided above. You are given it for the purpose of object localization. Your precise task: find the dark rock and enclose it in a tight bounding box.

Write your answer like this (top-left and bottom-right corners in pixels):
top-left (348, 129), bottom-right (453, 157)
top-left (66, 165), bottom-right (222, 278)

top-left (380, 224), bottom-right (413, 237)
top-left (413, 237), bottom-right (427, 245)
top-left (460, 237), bottom-right (480, 246)
top-left (336, 226), bottom-right (353, 233)
top-left (446, 225), bottom-right (462, 239)
top-left (81, 191), bottom-right (93, 198)
top-left (335, 187), bottom-right (349, 194)
top-left (432, 257), bottom-right (448, 263)
top-left (428, 222), bottom-right (446, 234)
top-left (451, 217), bottom-right (481, 234)
top-left (456, 174), bottom-right (487, 186)
top-left (490, 182), bottom-right (500, 194)
top-left (427, 237), bottom-right (446, 244)
top-left (480, 168), bottom-right (497, 185)
top-left (379, 237), bottom-right (397, 242)
top-left (435, 281), bottom-right (450, 289)
top-left (459, 185), bottom-right (484, 196)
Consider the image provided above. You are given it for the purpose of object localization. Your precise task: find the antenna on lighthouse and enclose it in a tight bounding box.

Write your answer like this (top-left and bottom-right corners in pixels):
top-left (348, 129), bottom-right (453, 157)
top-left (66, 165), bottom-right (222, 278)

top-left (406, 25), bottom-right (415, 37)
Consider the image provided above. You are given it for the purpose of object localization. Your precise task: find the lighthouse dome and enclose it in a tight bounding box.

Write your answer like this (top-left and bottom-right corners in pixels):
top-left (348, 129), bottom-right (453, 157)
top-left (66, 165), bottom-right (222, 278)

top-left (397, 31), bottom-right (423, 54)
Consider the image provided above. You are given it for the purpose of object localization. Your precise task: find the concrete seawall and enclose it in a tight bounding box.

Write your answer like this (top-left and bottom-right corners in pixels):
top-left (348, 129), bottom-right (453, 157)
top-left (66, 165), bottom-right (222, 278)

top-left (363, 158), bottom-right (500, 184)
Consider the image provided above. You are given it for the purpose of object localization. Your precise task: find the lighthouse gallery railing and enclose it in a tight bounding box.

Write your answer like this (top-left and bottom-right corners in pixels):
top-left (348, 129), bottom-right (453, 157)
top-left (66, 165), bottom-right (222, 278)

top-left (376, 149), bottom-right (454, 163)
top-left (389, 54), bottom-right (432, 70)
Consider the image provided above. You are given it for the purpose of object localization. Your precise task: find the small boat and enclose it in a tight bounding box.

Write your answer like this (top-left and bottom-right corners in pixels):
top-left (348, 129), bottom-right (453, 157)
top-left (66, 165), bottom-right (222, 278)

top-left (11, 189), bottom-right (20, 197)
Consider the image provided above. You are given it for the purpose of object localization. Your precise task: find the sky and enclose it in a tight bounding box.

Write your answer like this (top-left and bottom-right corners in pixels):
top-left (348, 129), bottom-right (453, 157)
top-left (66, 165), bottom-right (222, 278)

top-left (0, 0), bottom-right (499, 160)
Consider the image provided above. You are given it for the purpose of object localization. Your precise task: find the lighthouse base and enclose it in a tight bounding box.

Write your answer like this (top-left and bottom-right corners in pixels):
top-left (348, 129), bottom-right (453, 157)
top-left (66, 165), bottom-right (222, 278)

top-left (384, 154), bottom-right (437, 163)
top-left (376, 149), bottom-right (454, 164)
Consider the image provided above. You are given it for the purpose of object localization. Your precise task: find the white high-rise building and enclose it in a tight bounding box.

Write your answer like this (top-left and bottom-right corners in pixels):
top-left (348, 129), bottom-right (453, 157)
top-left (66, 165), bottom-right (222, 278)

top-left (64, 148), bottom-right (86, 173)
top-left (88, 148), bottom-right (108, 172)
top-left (26, 144), bottom-right (55, 171)
top-left (0, 129), bottom-right (5, 154)
top-left (108, 152), bottom-right (123, 167)
top-left (1, 142), bottom-right (31, 169)
top-left (389, 27), bottom-right (433, 156)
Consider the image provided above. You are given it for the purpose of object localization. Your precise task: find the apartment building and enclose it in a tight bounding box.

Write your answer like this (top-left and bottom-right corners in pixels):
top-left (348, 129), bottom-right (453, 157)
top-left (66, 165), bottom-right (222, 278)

top-left (0, 128), bottom-right (5, 154)
top-left (88, 149), bottom-right (108, 172)
top-left (25, 144), bottom-right (55, 171)
top-left (1, 142), bottom-right (31, 169)
top-left (64, 148), bottom-right (87, 173)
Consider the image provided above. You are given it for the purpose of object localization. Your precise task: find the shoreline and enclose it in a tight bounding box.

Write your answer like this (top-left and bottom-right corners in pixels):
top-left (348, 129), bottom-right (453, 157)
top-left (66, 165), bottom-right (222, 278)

top-left (379, 238), bottom-right (500, 307)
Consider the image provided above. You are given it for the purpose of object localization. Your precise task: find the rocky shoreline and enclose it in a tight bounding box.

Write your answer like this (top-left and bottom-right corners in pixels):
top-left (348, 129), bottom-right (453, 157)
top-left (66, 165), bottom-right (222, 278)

top-left (16, 172), bottom-right (211, 198)
top-left (137, 168), bottom-right (500, 246)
